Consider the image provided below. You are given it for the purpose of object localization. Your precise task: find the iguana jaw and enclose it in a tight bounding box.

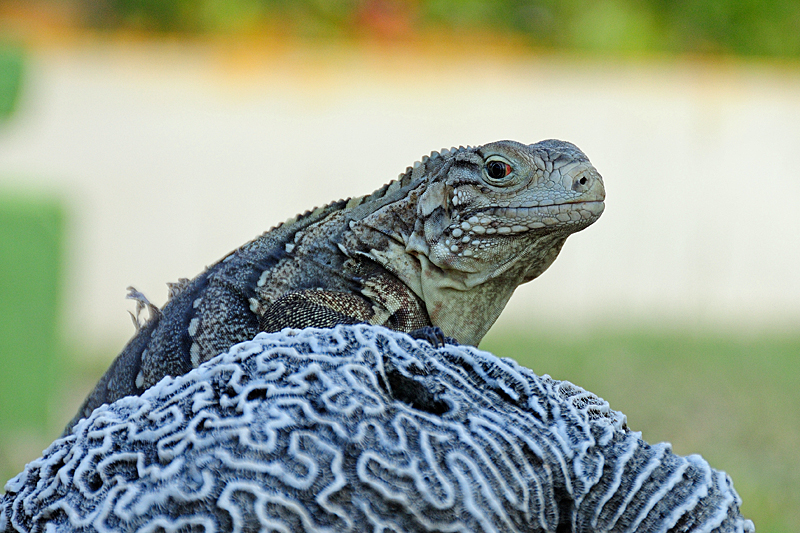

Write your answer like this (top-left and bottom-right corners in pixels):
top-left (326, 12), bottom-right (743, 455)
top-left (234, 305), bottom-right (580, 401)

top-left (427, 198), bottom-right (605, 273)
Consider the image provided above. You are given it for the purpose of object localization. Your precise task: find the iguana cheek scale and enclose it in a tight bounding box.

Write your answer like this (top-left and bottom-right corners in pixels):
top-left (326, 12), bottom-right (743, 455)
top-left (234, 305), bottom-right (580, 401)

top-left (64, 139), bottom-right (605, 434)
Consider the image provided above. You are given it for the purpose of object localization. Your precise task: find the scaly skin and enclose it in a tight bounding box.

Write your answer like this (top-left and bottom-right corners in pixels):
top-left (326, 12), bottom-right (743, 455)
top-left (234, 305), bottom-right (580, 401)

top-left (64, 139), bottom-right (605, 434)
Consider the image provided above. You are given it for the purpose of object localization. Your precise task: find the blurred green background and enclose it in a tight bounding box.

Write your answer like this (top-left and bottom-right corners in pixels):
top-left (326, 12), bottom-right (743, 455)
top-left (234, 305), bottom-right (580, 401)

top-left (1, 2), bottom-right (799, 532)
top-left (72, 0), bottom-right (800, 57)
top-left (482, 329), bottom-right (800, 533)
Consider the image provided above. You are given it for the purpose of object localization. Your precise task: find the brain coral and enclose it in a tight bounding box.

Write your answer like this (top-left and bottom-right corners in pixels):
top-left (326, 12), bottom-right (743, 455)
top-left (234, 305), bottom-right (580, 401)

top-left (1, 325), bottom-right (753, 532)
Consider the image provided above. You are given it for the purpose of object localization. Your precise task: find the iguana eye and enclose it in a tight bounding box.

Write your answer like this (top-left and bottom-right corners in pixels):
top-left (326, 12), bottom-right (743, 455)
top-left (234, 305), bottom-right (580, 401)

top-left (486, 160), bottom-right (512, 181)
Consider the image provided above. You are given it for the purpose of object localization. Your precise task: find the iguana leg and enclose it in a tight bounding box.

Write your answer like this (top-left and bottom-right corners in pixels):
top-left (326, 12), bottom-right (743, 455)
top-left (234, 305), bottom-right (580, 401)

top-left (259, 289), bottom-right (374, 332)
top-left (407, 326), bottom-right (458, 347)
top-left (259, 289), bottom-right (457, 347)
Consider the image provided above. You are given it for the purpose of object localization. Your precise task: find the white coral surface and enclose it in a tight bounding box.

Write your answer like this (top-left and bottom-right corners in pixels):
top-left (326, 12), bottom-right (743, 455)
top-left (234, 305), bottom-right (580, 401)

top-left (1, 325), bottom-right (753, 532)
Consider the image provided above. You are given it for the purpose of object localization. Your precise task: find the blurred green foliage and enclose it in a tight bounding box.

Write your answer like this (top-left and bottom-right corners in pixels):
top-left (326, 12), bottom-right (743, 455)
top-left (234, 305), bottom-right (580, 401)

top-left (77, 0), bottom-right (800, 57)
top-left (482, 327), bottom-right (800, 533)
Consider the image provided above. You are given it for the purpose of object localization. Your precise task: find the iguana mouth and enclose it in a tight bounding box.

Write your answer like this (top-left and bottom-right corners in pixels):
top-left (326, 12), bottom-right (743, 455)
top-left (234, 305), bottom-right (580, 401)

top-left (467, 200), bottom-right (604, 224)
top-left (564, 199), bottom-right (605, 207)
top-left (446, 201), bottom-right (603, 239)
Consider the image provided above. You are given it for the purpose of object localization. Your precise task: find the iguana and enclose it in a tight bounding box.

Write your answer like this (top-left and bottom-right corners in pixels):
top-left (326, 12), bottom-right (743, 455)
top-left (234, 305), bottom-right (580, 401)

top-left (64, 139), bottom-right (605, 434)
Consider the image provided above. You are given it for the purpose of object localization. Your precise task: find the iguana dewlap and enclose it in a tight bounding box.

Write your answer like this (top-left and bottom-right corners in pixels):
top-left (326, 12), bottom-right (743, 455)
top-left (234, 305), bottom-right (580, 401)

top-left (65, 139), bottom-right (605, 433)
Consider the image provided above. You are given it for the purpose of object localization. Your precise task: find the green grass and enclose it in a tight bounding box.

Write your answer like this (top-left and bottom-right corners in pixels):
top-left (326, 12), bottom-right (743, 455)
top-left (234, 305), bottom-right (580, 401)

top-left (482, 326), bottom-right (800, 533)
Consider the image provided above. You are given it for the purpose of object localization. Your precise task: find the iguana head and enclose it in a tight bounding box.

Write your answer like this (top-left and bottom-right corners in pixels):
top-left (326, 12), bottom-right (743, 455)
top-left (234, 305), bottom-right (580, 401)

top-left (413, 139), bottom-right (605, 282)
top-left (352, 139), bottom-right (605, 345)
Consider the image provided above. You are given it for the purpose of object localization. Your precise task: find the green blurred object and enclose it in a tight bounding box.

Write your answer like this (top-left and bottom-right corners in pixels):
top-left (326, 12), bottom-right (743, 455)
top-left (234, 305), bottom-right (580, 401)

top-left (77, 0), bottom-right (800, 58)
top-left (0, 193), bottom-right (65, 430)
top-left (0, 43), bottom-right (24, 121)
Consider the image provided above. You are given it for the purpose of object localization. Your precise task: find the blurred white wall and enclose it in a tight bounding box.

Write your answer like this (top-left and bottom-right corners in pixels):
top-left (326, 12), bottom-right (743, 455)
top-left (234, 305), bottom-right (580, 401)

top-left (1, 41), bottom-right (799, 352)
